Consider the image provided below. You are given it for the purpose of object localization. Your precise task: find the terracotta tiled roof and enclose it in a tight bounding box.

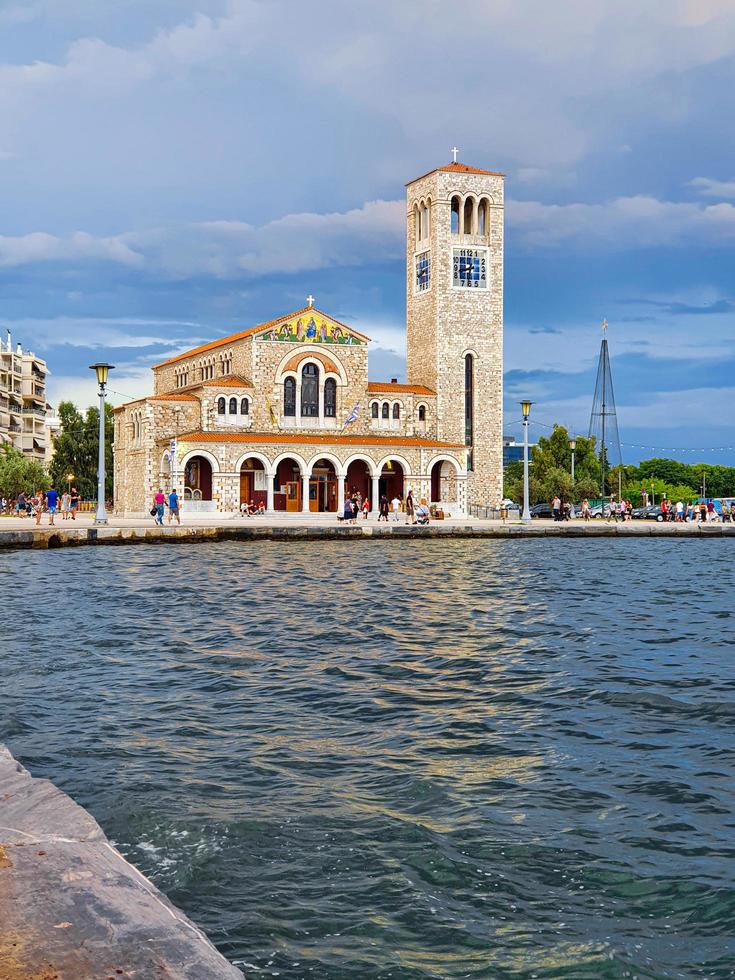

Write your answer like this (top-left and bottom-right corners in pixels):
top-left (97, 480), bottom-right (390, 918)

top-left (186, 375), bottom-right (253, 390)
top-left (407, 161), bottom-right (505, 185)
top-left (177, 431), bottom-right (463, 449)
top-left (150, 393), bottom-right (200, 401)
top-left (367, 381), bottom-right (435, 395)
top-left (152, 308), bottom-right (370, 369)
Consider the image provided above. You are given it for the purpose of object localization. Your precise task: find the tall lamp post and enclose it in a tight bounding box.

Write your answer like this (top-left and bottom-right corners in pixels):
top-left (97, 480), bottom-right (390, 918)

top-left (521, 399), bottom-right (533, 522)
top-left (569, 438), bottom-right (576, 482)
top-left (89, 362), bottom-right (114, 525)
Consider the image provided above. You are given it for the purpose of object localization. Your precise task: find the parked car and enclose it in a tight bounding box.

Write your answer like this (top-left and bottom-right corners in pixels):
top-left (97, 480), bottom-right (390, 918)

top-left (530, 502), bottom-right (578, 519)
top-left (631, 504), bottom-right (665, 521)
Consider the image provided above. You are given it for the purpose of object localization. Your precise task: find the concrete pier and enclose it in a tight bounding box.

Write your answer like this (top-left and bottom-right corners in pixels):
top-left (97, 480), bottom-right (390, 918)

top-left (0, 745), bottom-right (242, 979)
top-left (0, 515), bottom-right (734, 550)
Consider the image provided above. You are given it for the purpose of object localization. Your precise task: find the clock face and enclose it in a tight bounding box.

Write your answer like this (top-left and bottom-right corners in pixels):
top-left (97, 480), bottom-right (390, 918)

top-left (452, 248), bottom-right (488, 289)
top-left (415, 251), bottom-right (430, 292)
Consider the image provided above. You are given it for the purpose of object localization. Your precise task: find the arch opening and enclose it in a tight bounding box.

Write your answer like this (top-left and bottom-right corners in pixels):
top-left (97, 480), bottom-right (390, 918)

top-left (379, 459), bottom-right (405, 507)
top-left (309, 457), bottom-right (338, 512)
top-left (239, 456), bottom-right (266, 509)
top-left (184, 455), bottom-right (213, 501)
top-left (273, 456), bottom-right (303, 511)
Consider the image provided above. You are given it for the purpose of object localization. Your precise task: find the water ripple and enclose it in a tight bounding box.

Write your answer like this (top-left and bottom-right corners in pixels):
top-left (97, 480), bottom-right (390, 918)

top-left (2, 539), bottom-right (734, 979)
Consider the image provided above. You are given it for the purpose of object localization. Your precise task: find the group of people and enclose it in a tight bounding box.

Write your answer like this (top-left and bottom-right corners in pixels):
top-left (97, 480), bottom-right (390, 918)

top-left (341, 490), bottom-right (431, 525)
top-left (659, 498), bottom-right (733, 522)
top-left (240, 499), bottom-right (266, 517)
top-left (151, 488), bottom-right (181, 525)
top-left (2, 487), bottom-right (81, 525)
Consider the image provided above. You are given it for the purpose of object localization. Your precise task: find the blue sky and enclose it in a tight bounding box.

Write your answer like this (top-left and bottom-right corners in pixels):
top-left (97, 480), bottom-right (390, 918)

top-left (1, 0), bottom-right (734, 462)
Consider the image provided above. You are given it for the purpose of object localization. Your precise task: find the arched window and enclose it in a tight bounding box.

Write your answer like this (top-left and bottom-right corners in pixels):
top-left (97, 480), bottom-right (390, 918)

top-left (451, 196), bottom-right (460, 234)
top-left (371, 402), bottom-right (379, 419)
top-left (324, 378), bottom-right (336, 418)
top-left (301, 363), bottom-right (319, 417)
top-left (478, 200), bottom-right (487, 236)
top-left (423, 205), bottom-right (429, 238)
top-left (463, 198), bottom-right (474, 235)
top-left (418, 405), bottom-right (426, 422)
top-left (229, 397), bottom-right (237, 414)
top-left (284, 377), bottom-right (296, 417)
top-left (217, 397), bottom-right (226, 415)
top-left (392, 402), bottom-right (400, 419)
top-left (465, 353), bottom-right (474, 471)
top-left (415, 204), bottom-right (421, 241)
top-left (240, 397), bottom-right (249, 415)
top-left (381, 402), bottom-right (389, 419)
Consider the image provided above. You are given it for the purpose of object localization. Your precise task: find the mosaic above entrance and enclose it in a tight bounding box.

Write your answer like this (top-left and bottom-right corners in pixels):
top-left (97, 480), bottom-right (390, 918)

top-left (259, 315), bottom-right (365, 345)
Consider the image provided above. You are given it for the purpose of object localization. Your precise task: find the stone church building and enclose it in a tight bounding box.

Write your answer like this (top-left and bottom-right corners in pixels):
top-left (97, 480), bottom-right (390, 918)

top-left (113, 159), bottom-right (504, 516)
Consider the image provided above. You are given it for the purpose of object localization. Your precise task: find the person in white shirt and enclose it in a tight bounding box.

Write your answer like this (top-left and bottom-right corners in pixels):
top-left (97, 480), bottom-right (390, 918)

top-left (391, 496), bottom-right (401, 521)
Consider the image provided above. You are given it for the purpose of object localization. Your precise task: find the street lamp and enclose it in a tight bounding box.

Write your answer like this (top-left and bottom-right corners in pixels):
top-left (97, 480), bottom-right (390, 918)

top-left (521, 400), bottom-right (533, 522)
top-left (66, 472), bottom-right (75, 492)
top-left (569, 438), bottom-right (576, 482)
top-left (89, 362), bottom-right (114, 525)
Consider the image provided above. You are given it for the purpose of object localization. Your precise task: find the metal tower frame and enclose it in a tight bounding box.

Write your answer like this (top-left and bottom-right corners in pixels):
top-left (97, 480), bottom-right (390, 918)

top-left (588, 319), bottom-right (623, 500)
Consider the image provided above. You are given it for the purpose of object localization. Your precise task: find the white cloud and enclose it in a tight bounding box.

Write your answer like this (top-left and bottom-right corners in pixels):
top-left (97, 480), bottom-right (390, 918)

top-left (690, 176), bottom-right (735, 199)
top-left (508, 195), bottom-right (735, 248)
top-left (4, 189), bottom-right (735, 280)
top-left (0, 232), bottom-right (142, 268)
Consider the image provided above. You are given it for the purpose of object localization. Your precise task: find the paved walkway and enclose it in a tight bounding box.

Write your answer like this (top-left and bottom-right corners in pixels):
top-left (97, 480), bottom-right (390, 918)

top-left (1, 512), bottom-right (734, 550)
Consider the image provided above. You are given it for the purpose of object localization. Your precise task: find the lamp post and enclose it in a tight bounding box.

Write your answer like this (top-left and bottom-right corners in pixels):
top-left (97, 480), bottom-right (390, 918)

top-left (89, 362), bottom-right (114, 525)
top-left (66, 472), bottom-right (75, 492)
top-left (569, 438), bottom-right (576, 483)
top-left (521, 400), bottom-right (533, 522)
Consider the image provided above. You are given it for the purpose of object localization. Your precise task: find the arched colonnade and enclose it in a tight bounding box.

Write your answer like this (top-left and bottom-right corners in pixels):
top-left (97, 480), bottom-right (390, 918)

top-left (175, 448), bottom-right (467, 515)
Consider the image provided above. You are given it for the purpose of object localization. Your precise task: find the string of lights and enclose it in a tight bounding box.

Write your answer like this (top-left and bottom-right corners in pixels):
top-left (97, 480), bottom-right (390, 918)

top-left (506, 417), bottom-right (735, 455)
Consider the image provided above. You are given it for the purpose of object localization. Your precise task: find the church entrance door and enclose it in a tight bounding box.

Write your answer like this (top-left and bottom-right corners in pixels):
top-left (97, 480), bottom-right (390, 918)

top-left (239, 472), bottom-right (252, 506)
top-left (309, 459), bottom-right (338, 512)
top-left (285, 480), bottom-right (301, 512)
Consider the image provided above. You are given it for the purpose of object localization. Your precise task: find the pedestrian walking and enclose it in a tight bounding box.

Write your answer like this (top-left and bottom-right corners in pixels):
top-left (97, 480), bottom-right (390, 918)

top-left (69, 487), bottom-right (80, 520)
top-left (153, 487), bottom-right (166, 525)
top-left (379, 495), bottom-right (389, 522)
top-left (168, 487), bottom-right (181, 524)
top-left (581, 498), bottom-right (591, 520)
top-left (405, 490), bottom-right (415, 525)
top-left (391, 495), bottom-right (401, 522)
top-left (551, 495), bottom-right (561, 521)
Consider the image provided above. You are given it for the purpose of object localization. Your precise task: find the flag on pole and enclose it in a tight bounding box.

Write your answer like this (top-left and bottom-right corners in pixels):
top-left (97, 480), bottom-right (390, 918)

top-left (343, 403), bottom-right (359, 428)
top-left (266, 397), bottom-right (279, 429)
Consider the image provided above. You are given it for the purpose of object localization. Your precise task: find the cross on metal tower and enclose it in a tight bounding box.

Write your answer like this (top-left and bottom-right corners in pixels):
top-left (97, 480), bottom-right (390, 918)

top-left (588, 318), bottom-right (623, 500)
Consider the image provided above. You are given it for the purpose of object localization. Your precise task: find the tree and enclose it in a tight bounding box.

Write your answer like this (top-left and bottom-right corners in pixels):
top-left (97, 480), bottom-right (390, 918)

top-left (50, 400), bottom-right (114, 500)
top-left (0, 444), bottom-right (49, 498)
top-left (504, 425), bottom-right (600, 504)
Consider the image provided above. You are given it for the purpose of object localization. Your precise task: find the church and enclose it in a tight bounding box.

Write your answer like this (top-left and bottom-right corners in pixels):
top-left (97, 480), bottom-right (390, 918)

top-left (112, 158), bottom-right (504, 517)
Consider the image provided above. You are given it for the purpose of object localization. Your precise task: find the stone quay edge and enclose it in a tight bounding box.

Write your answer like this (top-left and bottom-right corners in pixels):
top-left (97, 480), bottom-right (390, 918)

top-left (1, 521), bottom-right (734, 550)
top-left (0, 744), bottom-right (242, 980)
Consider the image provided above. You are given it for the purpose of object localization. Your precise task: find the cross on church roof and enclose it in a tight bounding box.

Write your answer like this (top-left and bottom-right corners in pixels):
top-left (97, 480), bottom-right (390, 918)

top-left (451, 146), bottom-right (459, 163)
top-left (601, 317), bottom-right (608, 335)
top-left (307, 294), bottom-right (314, 307)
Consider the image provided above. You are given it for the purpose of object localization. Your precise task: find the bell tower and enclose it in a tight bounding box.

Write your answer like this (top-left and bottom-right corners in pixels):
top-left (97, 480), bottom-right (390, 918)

top-left (405, 155), bottom-right (505, 507)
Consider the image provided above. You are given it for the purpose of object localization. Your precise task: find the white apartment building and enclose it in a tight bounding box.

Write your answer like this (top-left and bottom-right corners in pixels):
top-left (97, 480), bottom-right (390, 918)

top-left (0, 332), bottom-right (50, 463)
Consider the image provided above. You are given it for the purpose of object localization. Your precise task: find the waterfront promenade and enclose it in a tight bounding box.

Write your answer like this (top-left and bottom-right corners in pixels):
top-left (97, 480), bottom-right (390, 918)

top-left (1, 512), bottom-right (733, 549)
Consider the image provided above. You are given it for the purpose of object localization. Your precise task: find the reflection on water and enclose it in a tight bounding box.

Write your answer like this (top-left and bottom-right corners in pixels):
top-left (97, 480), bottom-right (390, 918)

top-left (2, 540), bottom-right (734, 978)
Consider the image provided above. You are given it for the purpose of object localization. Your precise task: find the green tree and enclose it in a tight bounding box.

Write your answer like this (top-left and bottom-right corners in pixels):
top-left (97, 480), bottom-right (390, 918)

top-left (504, 425), bottom-right (600, 504)
top-left (0, 444), bottom-right (49, 498)
top-left (50, 400), bottom-right (114, 500)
